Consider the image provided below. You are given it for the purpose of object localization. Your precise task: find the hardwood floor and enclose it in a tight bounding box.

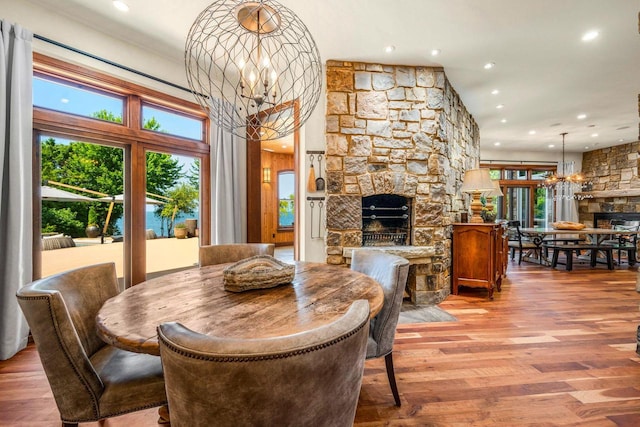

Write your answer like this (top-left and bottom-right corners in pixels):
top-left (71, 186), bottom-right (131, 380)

top-left (1, 259), bottom-right (639, 426)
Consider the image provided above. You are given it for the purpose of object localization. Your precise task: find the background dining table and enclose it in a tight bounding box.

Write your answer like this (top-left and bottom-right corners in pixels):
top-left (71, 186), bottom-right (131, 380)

top-left (518, 226), bottom-right (639, 265)
top-left (96, 261), bottom-right (384, 355)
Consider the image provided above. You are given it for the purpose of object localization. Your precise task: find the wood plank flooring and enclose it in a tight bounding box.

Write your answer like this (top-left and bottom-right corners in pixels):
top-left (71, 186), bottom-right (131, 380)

top-left (1, 259), bottom-right (639, 426)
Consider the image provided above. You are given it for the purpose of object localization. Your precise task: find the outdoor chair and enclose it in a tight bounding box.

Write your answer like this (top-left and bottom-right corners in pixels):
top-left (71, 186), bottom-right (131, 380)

top-left (350, 250), bottom-right (410, 406)
top-left (16, 263), bottom-right (167, 427)
top-left (157, 300), bottom-right (370, 427)
top-left (507, 220), bottom-right (542, 265)
top-left (198, 243), bottom-right (275, 266)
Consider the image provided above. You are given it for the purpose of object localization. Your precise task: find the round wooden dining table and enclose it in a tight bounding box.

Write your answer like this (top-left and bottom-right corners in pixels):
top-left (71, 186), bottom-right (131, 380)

top-left (96, 261), bottom-right (384, 356)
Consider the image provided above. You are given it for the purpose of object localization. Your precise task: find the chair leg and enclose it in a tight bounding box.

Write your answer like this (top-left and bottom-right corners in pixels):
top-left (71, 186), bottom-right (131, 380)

top-left (384, 352), bottom-right (401, 407)
top-left (518, 249), bottom-right (523, 265)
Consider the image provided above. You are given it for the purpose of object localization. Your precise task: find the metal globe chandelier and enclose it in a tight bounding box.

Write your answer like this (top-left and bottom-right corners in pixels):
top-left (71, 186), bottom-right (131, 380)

top-left (185, 0), bottom-right (322, 140)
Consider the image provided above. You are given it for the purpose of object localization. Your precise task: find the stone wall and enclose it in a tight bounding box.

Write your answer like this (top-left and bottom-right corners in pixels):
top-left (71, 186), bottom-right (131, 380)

top-left (578, 141), bottom-right (640, 224)
top-left (324, 60), bottom-right (479, 304)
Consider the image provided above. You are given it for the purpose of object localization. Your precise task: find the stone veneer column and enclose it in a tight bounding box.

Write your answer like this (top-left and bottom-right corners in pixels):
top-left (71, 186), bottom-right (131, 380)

top-left (324, 61), bottom-right (479, 304)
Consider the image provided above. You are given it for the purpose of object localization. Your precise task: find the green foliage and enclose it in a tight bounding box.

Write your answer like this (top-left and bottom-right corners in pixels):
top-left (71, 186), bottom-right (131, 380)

top-left (87, 206), bottom-right (99, 226)
top-left (160, 183), bottom-right (199, 235)
top-left (174, 222), bottom-right (186, 229)
top-left (187, 159), bottom-right (200, 190)
top-left (93, 109), bottom-right (122, 124)
top-left (41, 204), bottom-right (85, 236)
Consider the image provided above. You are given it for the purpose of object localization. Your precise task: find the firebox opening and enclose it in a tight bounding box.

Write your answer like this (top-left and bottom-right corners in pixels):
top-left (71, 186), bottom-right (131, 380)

top-left (362, 195), bottom-right (412, 246)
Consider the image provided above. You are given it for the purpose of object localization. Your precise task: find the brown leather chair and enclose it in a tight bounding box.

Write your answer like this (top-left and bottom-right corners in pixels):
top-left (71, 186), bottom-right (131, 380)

top-left (16, 263), bottom-right (167, 427)
top-left (350, 250), bottom-right (410, 406)
top-left (158, 300), bottom-right (370, 427)
top-left (198, 243), bottom-right (275, 266)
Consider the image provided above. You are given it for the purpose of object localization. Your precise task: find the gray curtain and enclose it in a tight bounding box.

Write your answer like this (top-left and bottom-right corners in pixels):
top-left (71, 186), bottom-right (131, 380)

top-left (0, 20), bottom-right (33, 360)
top-left (210, 121), bottom-right (246, 244)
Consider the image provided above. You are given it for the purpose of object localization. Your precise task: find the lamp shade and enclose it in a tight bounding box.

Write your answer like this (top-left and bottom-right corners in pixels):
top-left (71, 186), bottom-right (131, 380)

top-left (461, 168), bottom-right (495, 193)
top-left (484, 179), bottom-right (503, 197)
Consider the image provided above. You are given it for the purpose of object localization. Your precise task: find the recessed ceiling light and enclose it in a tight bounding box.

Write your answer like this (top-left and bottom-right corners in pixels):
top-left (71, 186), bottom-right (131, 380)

top-left (431, 49), bottom-right (440, 56)
top-left (500, 118), bottom-right (507, 123)
top-left (585, 146), bottom-right (590, 149)
top-left (591, 133), bottom-right (598, 137)
top-left (494, 142), bottom-right (501, 146)
top-left (577, 113), bottom-right (587, 120)
top-left (548, 144), bottom-right (555, 148)
top-left (60, 98), bottom-right (69, 104)
top-left (112, 0), bottom-right (129, 12)
top-left (491, 89), bottom-right (500, 95)
top-left (619, 138), bottom-right (624, 142)
top-left (282, 145), bottom-right (287, 149)
top-left (582, 30), bottom-right (599, 42)
top-left (496, 104), bottom-right (504, 109)
top-left (484, 62), bottom-right (495, 70)
top-left (384, 45), bottom-right (395, 53)
top-left (528, 130), bottom-right (536, 135)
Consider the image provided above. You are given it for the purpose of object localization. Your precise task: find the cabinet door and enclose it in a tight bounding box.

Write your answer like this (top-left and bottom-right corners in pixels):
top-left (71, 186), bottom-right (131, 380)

top-left (454, 226), bottom-right (492, 284)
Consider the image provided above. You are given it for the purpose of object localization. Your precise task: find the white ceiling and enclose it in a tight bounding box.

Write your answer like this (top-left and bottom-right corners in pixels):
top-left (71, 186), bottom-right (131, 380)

top-left (27, 0), bottom-right (640, 153)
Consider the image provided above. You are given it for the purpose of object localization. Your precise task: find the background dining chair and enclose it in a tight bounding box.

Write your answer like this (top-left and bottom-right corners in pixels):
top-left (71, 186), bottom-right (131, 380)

top-left (16, 263), bottom-right (167, 427)
top-left (601, 220), bottom-right (640, 265)
top-left (350, 250), bottom-right (410, 407)
top-left (157, 300), bottom-right (370, 427)
top-left (506, 220), bottom-right (541, 265)
top-left (198, 243), bottom-right (275, 266)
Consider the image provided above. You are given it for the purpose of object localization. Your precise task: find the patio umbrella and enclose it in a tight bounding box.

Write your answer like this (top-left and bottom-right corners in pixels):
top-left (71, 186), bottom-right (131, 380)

top-left (98, 194), bottom-right (164, 205)
top-left (41, 185), bottom-right (99, 203)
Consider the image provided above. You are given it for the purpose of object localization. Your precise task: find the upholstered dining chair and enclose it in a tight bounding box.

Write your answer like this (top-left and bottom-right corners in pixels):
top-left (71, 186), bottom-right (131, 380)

top-left (198, 243), bottom-right (275, 266)
top-left (350, 250), bottom-right (410, 407)
top-left (16, 263), bottom-right (167, 427)
top-left (157, 300), bottom-right (370, 427)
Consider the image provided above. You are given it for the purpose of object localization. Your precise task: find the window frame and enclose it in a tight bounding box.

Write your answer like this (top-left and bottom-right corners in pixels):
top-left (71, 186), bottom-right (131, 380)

top-left (32, 53), bottom-right (211, 287)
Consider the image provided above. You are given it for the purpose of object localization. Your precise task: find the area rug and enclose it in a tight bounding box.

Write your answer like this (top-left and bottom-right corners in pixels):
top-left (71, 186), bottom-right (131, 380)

top-left (398, 302), bottom-right (457, 324)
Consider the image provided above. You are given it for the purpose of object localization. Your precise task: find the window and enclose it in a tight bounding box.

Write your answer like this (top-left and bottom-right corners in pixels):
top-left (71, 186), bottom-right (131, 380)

top-left (142, 104), bottom-right (204, 140)
top-left (480, 163), bottom-right (557, 228)
top-left (33, 75), bottom-right (124, 123)
top-left (278, 171), bottom-right (294, 228)
top-left (33, 53), bottom-right (210, 286)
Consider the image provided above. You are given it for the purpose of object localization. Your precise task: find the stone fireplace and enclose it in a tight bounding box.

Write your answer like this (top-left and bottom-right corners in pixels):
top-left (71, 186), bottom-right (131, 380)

top-left (323, 60), bottom-right (480, 304)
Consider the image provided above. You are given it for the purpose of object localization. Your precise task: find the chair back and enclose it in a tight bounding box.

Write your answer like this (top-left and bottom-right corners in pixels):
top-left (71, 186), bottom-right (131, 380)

top-left (506, 220), bottom-right (521, 242)
top-left (199, 243), bottom-right (275, 266)
top-left (158, 300), bottom-right (370, 427)
top-left (16, 263), bottom-right (119, 420)
top-left (615, 221), bottom-right (640, 244)
top-left (350, 250), bottom-right (410, 357)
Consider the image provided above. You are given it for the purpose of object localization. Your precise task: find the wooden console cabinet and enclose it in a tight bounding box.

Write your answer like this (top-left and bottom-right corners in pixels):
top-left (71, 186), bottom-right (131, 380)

top-left (452, 223), bottom-right (506, 299)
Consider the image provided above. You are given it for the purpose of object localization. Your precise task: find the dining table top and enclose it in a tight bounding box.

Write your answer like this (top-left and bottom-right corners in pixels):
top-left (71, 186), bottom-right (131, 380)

top-left (96, 261), bottom-right (384, 356)
top-left (519, 227), bottom-right (639, 236)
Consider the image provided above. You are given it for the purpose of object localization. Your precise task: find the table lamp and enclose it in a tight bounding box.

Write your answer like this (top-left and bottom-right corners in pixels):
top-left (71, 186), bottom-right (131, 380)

top-left (461, 168), bottom-right (495, 223)
top-left (484, 179), bottom-right (503, 213)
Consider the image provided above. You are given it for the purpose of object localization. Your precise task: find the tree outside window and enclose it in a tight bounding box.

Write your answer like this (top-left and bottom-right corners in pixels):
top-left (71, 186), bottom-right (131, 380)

top-left (278, 171), bottom-right (294, 228)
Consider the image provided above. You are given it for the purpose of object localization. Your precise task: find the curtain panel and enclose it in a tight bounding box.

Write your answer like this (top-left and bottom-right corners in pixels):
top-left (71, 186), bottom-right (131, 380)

top-left (210, 119), bottom-right (246, 244)
top-left (0, 20), bottom-right (33, 360)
